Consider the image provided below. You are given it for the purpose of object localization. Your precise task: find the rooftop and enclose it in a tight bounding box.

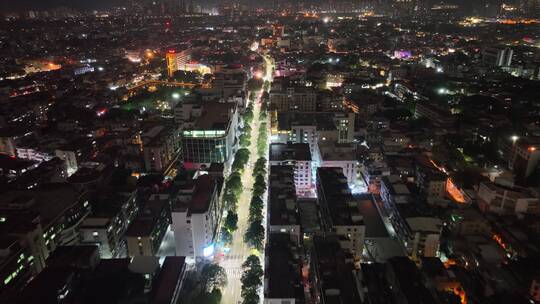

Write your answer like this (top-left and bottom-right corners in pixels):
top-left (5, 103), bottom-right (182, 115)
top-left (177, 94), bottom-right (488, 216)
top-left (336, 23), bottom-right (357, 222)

top-left (269, 166), bottom-right (299, 226)
top-left (269, 143), bottom-right (311, 162)
top-left (125, 197), bottom-right (168, 237)
top-left (0, 183), bottom-right (86, 229)
top-left (406, 217), bottom-right (442, 233)
top-left (356, 194), bottom-right (389, 238)
top-left (265, 233), bottom-right (304, 301)
top-left (317, 167), bottom-right (364, 227)
top-left (186, 102), bottom-right (235, 131)
top-left (173, 174), bottom-right (217, 215)
top-left (277, 111), bottom-right (337, 131)
top-left (312, 236), bottom-right (361, 304)
top-left (319, 142), bottom-right (357, 161)
top-left (151, 256), bottom-right (186, 304)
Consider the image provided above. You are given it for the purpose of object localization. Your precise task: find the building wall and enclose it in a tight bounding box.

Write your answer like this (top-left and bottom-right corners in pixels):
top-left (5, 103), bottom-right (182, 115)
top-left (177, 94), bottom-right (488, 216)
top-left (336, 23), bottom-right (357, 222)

top-left (191, 213), bottom-right (210, 258)
top-left (172, 183), bottom-right (219, 259)
top-left (269, 160), bottom-right (312, 191)
top-left (335, 225), bottom-right (366, 260)
top-left (55, 149), bottom-right (78, 176)
top-left (321, 160), bottom-right (358, 188)
top-left (270, 90), bottom-right (316, 112)
top-left (172, 211), bottom-right (194, 257)
top-left (477, 182), bottom-right (539, 215)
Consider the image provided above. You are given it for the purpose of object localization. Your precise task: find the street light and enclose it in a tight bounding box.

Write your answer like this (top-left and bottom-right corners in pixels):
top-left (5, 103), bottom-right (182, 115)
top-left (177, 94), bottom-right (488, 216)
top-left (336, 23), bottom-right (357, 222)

top-left (511, 135), bottom-right (519, 143)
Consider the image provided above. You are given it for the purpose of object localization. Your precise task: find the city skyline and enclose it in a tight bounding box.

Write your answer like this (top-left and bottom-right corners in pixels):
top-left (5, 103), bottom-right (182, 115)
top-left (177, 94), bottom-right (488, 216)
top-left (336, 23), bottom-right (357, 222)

top-left (1, 2), bottom-right (539, 304)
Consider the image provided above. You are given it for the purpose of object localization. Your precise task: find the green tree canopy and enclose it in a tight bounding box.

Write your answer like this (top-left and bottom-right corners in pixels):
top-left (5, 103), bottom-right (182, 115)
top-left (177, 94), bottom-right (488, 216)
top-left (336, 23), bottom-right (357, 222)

top-left (241, 255), bottom-right (263, 289)
top-left (200, 264), bottom-right (227, 292)
top-left (224, 212), bottom-right (238, 232)
top-left (252, 157), bottom-right (267, 177)
top-left (225, 172), bottom-right (243, 195)
top-left (232, 148), bottom-right (250, 172)
top-left (239, 133), bottom-right (251, 148)
top-left (247, 78), bottom-right (263, 92)
top-left (222, 191), bottom-right (238, 212)
top-left (244, 221), bottom-right (265, 250)
top-left (193, 288), bottom-right (222, 304)
top-left (249, 196), bottom-right (264, 222)
top-left (241, 288), bottom-right (259, 304)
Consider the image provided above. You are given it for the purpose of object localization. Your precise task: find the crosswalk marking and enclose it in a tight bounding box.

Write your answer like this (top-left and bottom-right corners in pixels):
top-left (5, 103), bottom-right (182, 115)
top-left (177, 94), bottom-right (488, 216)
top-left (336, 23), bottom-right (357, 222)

top-left (225, 267), bottom-right (243, 279)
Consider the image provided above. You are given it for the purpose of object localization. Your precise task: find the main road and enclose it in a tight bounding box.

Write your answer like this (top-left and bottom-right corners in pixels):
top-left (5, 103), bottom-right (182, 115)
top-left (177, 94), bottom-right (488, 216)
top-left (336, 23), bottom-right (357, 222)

top-left (220, 53), bottom-right (273, 304)
top-left (221, 94), bottom-right (262, 304)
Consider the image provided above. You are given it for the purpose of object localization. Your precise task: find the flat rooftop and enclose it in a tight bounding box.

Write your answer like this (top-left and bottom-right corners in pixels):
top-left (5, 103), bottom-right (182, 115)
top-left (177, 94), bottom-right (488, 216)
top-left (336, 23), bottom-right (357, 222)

top-left (269, 143), bottom-right (311, 162)
top-left (173, 174), bottom-right (216, 215)
top-left (189, 102), bottom-right (235, 131)
top-left (277, 111), bottom-right (337, 131)
top-left (317, 167), bottom-right (364, 227)
top-left (265, 234), bottom-right (304, 301)
top-left (356, 194), bottom-right (389, 238)
top-left (269, 166), bottom-right (298, 226)
top-left (0, 183), bottom-right (85, 229)
top-left (319, 143), bottom-right (356, 161)
top-left (382, 175), bottom-right (411, 196)
top-left (152, 256), bottom-right (186, 304)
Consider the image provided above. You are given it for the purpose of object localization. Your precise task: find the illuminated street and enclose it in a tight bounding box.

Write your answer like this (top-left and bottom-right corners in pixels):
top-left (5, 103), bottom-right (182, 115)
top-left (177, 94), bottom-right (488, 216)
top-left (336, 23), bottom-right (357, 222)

top-left (221, 98), bottom-right (261, 304)
top-left (220, 53), bottom-right (272, 304)
top-left (4, 4), bottom-right (538, 304)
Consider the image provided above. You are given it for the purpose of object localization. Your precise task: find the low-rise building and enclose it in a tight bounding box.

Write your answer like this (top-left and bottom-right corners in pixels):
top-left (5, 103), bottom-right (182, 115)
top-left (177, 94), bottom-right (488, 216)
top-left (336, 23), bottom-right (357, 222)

top-left (477, 182), bottom-right (540, 216)
top-left (405, 217), bottom-right (442, 260)
top-left (415, 158), bottom-right (447, 199)
top-left (414, 102), bottom-right (455, 128)
top-left (509, 137), bottom-right (540, 178)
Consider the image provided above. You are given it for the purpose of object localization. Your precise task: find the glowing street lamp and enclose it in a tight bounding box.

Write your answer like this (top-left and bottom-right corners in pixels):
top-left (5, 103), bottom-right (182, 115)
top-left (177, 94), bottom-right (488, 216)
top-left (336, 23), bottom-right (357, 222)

top-left (172, 93), bottom-right (180, 99)
top-left (511, 135), bottom-right (519, 144)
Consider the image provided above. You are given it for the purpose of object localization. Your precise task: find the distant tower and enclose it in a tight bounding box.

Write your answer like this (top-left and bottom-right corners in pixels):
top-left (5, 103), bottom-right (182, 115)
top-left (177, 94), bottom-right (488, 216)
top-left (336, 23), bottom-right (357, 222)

top-left (179, 0), bottom-right (185, 12)
top-left (166, 50), bottom-right (179, 77)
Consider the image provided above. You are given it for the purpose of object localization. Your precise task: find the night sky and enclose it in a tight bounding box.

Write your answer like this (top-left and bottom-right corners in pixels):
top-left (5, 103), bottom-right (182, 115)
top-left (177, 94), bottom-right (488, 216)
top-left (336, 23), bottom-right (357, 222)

top-left (0, 0), bottom-right (130, 12)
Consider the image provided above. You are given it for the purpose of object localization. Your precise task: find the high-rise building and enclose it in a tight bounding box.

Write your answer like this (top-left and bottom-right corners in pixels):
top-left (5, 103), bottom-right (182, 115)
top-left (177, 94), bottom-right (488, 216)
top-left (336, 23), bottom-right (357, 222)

top-left (482, 47), bottom-right (513, 67)
top-left (171, 174), bottom-right (220, 260)
top-left (177, 101), bottom-right (239, 165)
top-left (166, 48), bottom-right (191, 77)
top-left (316, 167), bottom-right (366, 262)
top-left (270, 87), bottom-right (317, 112)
